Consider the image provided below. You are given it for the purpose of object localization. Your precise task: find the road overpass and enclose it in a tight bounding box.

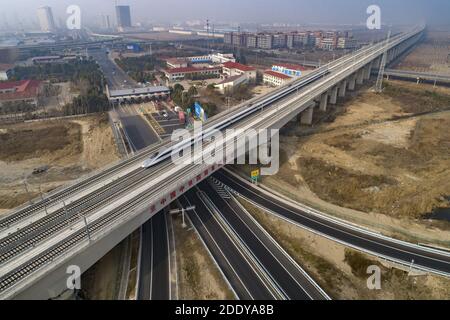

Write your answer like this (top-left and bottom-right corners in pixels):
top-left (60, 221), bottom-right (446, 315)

top-left (0, 27), bottom-right (431, 300)
top-left (382, 69), bottom-right (450, 85)
top-left (215, 170), bottom-right (450, 278)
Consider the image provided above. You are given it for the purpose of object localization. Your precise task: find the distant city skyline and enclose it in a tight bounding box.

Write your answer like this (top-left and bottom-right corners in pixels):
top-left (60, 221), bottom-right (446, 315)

top-left (1, 0), bottom-right (450, 31)
top-left (36, 6), bottom-right (56, 32)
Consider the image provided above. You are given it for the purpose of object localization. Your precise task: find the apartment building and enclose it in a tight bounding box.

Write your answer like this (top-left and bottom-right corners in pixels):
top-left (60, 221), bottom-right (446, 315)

top-left (257, 34), bottom-right (273, 49)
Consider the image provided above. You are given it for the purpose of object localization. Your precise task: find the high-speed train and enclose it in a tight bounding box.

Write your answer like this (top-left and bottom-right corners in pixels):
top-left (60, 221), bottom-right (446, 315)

top-left (142, 68), bottom-right (330, 169)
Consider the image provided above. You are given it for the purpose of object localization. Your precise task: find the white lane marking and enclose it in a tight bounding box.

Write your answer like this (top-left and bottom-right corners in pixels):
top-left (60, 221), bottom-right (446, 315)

top-left (197, 190), bottom-right (282, 300)
top-left (210, 186), bottom-right (304, 299)
top-left (149, 219), bottom-right (154, 300)
top-left (164, 212), bottom-right (172, 300)
top-left (220, 173), bottom-right (450, 275)
top-left (182, 195), bottom-right (254, 300)
top-left (228, 190), bottom-right (330, 300)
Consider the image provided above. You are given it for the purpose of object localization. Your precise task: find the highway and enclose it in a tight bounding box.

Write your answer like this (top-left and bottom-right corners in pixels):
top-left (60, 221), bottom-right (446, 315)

top-left (90, 47), bottom-right (171, 300)
top-left (195, 179), bottom-right (329, 300)
top-left (179, 190), bottom-right (276, 300)
top-left (137, 210), bottom-right (170, 300)
top-left (0, 27), bottom-right (428, 299)
top-left (88, 48), bottom-right (136, 90)
top-left (215, 170), bottom-right (450, 277)
top-left (115, 105), bottom-right (161, 150)
top-left (384, 68), bottom-right (450, 85)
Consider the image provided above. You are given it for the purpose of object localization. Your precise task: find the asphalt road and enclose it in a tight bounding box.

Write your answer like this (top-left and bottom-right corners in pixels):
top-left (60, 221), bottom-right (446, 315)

top-left (137, 210), bottom-right (170, 300)
top-left (91, 52), bottom-right (170, 299)
top-left (116, 105), bottom-right (161, 150)
top-left (152, 109), bottom-right (185, 140)
top-left (215, 170), bottom-right (450, 277)
top-left (179, 190), bottom-right (277, 300)
top-left (197, 179), bottom-right (328, 300)
top-left (89, 48), bottom-right (135, 90)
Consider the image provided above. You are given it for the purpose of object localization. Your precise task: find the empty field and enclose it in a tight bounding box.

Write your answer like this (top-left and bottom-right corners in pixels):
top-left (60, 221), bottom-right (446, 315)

top-left (237, 80), bottom-right (450, 244)
top-left (0, 114), bottom-right (119, 212)
top-left (239, 198), bottom-right (450, 300)
top-left (395, 30), bottom-right (450, 75)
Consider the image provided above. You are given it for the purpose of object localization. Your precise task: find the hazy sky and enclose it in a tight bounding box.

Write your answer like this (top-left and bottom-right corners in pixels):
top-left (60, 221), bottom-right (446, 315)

top-left (1, 0), bottom-right (450, 26)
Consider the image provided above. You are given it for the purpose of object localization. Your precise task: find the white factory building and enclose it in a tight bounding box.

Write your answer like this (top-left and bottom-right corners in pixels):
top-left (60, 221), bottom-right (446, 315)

top-left (214, 75), bottom-right (249, 93)
top-left (222, 62), bottom-right (257, 81)
top-left (271, 63), bottom-right (306, 78)
top-left (263, 70), bottom-right (293, 87)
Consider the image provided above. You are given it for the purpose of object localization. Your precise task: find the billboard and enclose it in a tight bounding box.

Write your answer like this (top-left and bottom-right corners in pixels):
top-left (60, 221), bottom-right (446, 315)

top-left (194, 102), bottom-right (207, 122)
top-left (126, 43), bottom-right (141, 52)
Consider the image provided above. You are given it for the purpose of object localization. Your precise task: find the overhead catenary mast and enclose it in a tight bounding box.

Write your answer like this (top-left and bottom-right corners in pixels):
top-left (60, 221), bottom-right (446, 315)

top-left (375, 29), bottom-right (391, 93)
top-left (206, 19), bottom-right (210, 53)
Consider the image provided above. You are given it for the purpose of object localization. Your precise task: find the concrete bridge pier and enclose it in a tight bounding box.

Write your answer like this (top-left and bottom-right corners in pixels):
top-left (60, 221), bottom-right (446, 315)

top-left (329, 86), bottom-right (338, 104)
top-left (339, 80), bottom-right (347, 98)
top-left (388, 49), bottom-right (395, 63)
top-left (356, 68), bottom-right (365, 85)
top-left (348, 74), bottom-right (357, 91)
top-left (364, 62), bottom-right (372, 80)
top-left (373, 57), bottom-right (382, 69)
top-left (319, 93), bottom-right (328, 111)
top-left (300, 102), bottom-right (315, 125)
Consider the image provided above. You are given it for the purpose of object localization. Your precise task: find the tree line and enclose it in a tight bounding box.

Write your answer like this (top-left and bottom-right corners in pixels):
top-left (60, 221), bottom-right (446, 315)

top-left (11, 58), bottom-right (110, 116)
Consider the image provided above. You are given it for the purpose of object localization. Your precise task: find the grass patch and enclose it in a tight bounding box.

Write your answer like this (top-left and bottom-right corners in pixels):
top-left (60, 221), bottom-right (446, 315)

top-left (344, 249), bottom-right (379, 278)
top-left (384, 83), bottom-right (450, 114)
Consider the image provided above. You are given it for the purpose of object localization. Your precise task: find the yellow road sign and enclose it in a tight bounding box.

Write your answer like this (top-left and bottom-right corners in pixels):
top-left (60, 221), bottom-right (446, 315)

top-left (251, 169), bottom-right (260, 179)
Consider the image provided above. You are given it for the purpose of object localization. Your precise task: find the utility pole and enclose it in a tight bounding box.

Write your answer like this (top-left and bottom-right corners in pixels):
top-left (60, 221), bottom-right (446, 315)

top-left (63, 201), bottom-right (69, 222)
top-left (375, 29), bottom-right (391, 93)
top-left (22, 175), bottom-right (32, 205)
top-left (226, 96), bottom-right (231, 111)
top-left (38, 184), bottom-right (44, 201)
top-left (206, 19), bottom-right (210, 53)
top-left (170, 206), bottom-right (195, 228)
top-left (81, 214), bottom-right (91, 241)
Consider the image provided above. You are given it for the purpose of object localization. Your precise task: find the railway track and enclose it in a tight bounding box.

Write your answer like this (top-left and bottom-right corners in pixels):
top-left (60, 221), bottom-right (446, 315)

top-left (0, 35), bottom-right (394, 232)
top-left (0, 143), bottom-right (166, 230)
top-left (0, 28), bottom-right (424, 298)
top-left (0, 162), bottom-right (177, 265)
top-left (0, 160), bottom-right (206, 296)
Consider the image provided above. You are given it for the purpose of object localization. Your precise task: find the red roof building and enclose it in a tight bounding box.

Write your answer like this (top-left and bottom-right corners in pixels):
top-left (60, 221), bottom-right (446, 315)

top-left (222, 61), bottom-right (257, 80)
top-left (0, 80), bottom-right (42, 106)
top-left (272, 63), bottom-right (308, 72)
top-left (163, 66), bottom-right (222, 82)
top-left (263, 70), bottom-right (292, 87)
top-left (222, 61), bottom-right (256, 72)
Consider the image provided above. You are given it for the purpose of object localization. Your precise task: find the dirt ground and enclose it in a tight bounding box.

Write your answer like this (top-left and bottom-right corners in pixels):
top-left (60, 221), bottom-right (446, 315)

top-left (80, 239), bottom-right (126, 300)
top-left (0, 113), bottom-right (120, 212)
top-left (395, 30), bottom-right (450, 75)
top-left (172, 212), bottom-right (235, 300)
top-left (237, 80), bottom-right (450, 245)
top-left (239, 198), bottom-right (450, 300)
